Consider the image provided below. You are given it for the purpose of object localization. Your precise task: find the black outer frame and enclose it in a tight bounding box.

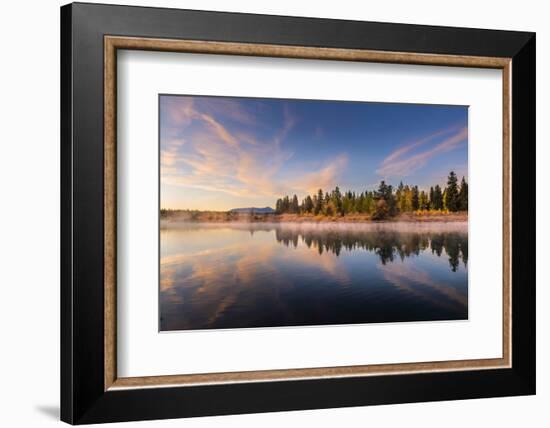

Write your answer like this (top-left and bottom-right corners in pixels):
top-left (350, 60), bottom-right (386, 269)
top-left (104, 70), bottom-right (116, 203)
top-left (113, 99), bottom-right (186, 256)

top-left (60, 2), bottom-right (535, 424)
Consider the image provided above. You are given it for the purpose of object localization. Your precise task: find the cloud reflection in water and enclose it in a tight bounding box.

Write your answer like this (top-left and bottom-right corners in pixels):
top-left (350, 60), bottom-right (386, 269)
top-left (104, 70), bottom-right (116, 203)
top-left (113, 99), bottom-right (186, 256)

top-left (160, 222), bottom-right (468, 331)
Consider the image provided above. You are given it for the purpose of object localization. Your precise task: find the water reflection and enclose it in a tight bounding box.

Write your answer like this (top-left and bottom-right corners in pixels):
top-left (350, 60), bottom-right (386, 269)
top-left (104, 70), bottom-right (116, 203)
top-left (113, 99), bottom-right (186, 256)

top-left (274, 227), bottom-right (468, 271)
top-left (160, 222), bottom-right (468, 331)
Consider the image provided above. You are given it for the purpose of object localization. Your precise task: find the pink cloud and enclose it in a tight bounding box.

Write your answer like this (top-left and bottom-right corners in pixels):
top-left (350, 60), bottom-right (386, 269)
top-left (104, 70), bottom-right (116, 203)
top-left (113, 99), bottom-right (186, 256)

top-left (161, 99), bottom-right (347, 205)
top-left (297, 154), bottom-right (348, 195)
top-left (377, 126), bottom-right (467, 177)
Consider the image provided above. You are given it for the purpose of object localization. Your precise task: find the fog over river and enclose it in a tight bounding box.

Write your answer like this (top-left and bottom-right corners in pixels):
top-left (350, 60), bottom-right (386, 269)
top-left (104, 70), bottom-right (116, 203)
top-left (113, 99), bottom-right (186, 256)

top-left (160, 222), bottom-right (468, 331)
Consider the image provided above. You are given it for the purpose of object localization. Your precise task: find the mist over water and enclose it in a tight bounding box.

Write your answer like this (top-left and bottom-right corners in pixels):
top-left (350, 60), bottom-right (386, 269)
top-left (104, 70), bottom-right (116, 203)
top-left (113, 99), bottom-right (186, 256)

top-left (160, 222), bottom-right (468, 331)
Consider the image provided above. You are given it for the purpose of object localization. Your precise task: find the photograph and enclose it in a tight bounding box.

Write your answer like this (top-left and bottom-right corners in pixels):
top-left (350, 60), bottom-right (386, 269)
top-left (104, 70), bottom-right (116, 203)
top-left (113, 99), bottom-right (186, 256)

top-left (159, 95), bottom-right (469, 331)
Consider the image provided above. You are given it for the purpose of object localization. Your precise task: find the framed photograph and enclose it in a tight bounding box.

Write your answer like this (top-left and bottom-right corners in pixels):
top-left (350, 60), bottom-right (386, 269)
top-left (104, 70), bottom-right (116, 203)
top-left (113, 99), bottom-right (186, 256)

top-left (61, 2), bottom-right (535, 424)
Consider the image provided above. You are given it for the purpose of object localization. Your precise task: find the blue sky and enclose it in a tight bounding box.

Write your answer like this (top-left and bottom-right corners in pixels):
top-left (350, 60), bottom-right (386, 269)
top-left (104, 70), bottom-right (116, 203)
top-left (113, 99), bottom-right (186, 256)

top-left (160, 95), bottom-right (468, 210)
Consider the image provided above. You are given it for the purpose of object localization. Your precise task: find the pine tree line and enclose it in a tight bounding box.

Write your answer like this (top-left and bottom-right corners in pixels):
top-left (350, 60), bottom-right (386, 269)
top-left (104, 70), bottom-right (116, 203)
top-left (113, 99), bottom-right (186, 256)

top-left (275, 171), bottom-right (468, 219)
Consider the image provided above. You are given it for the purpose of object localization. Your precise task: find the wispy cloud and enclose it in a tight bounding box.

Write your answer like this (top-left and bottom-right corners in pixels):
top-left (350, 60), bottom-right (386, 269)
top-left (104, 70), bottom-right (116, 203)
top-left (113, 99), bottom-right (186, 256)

top-left (162, 97), bottom-right (341, 203)
top-left (380, 262), bottom-right (467, 310)
top-left (274, 104), bottom-right (297, 146)
top-left (297, 154), bottom-right (348, 195)
top-left (199, 98), bottom-right (259, 126)
top-left (163, 97), bottom-right (468, 209)
top-left (377, 126), bottom-right (467, 178)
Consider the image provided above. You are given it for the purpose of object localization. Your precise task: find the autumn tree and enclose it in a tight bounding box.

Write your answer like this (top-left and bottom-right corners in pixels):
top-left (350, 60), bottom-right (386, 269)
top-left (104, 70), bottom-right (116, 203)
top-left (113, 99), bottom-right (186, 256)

top-left (273, 171), bottom-right (467, 218)
top-left (363, 191), bottom-right (375, 214)
top-left (403, 185), bottom-right (412, 212)
top-left (396, 181), bottom-right (404, 212)
top-left (372, 199), bottom-right (389, 220)
top-left (325, 199), bottom-right (337, 216)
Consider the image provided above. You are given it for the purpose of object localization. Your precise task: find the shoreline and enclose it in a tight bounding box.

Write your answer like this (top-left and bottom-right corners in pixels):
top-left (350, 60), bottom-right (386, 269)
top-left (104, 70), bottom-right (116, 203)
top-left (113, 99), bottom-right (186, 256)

top-left (160, 211), bottom-right (468, 224)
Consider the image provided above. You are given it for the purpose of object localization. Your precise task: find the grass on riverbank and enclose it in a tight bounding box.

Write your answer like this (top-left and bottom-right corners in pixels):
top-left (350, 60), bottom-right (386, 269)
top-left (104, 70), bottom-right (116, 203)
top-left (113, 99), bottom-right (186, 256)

top-left (160, 209), bottom-right (467, 223)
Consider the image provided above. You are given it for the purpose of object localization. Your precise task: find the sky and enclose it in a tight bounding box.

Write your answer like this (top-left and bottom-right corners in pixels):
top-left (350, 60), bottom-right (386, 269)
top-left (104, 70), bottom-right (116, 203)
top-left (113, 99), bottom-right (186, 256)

top-left (160, 95), bottom-right (468, 211)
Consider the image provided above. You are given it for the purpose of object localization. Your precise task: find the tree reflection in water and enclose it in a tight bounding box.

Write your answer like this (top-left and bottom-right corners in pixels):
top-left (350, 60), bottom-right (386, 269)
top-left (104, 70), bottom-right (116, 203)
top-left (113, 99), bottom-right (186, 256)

top-left (160, 222), bottom-right (469, 331)
top-left (274, 226), bottom-right (467, 272)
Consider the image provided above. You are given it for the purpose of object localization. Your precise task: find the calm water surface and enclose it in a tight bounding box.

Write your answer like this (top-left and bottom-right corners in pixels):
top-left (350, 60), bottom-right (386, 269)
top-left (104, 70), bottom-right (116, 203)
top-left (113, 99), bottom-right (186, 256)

top-left (160, 222), bottom-right (468, 331)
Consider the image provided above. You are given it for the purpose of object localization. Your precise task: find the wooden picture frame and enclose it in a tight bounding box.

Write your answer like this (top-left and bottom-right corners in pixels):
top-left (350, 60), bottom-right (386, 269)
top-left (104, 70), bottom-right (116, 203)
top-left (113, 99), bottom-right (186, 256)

top-left (61, 2), bottom-right (535, 424)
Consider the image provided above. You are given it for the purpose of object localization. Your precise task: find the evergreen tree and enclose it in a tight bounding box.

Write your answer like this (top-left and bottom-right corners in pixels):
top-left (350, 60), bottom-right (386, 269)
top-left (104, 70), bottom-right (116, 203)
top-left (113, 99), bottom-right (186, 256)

top-left (342, 191), bottom-right (352, 215)
top-left (314, 189), bottom-right (323, 214)
top-left (420, 191), bottom-right (429, 210)
top-left (356, 193), bottom-right (365, 213)
top-left (291, 194), bottom-right (299, 213)
top-left (446, 171), bottom-right (459, 212)
top-left (351, 192), bottom-right (358, 213)
top-left (333, 186), bottom-right (343, 215)
top-left (275, 198), bottom-right (283, 214)
top-left (324, 191), bottom-right (331, 215)
top-left (458, 176), bottom-right (468, 211)
top-left (412, 186), bottom-right (420, 211)
top-left (387, 184), bottom-right (397, 216)
top-left (433, 185), bottom-right (443, 210)
top-left (304, 195), bottom-right (314, 213)
top-left (283, 195), bottom-right (290, 213)
top-left (375, 181), bottom-right (388, 200)
top-left (273, 171), bottom-right (467, 218)
top-left (375, 181), bottom-right (396, 216)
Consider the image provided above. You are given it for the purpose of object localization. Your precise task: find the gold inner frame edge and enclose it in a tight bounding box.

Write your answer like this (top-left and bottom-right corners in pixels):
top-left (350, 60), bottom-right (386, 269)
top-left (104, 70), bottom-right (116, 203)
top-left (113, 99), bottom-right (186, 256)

top-left (104, 35), bottom-right (512, 391)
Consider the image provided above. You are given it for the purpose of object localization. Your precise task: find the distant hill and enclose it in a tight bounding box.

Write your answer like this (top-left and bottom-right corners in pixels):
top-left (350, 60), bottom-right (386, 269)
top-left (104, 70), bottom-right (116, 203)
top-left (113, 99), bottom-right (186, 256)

top-left (229, 207), bottom-right (275, 214)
